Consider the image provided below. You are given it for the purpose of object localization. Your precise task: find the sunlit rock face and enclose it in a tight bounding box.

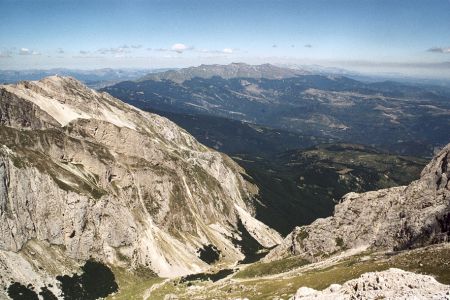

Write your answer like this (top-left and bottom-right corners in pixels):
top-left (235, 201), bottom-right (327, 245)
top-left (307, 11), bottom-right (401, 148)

top-left (0, 76), bottom-right (282, 292)
top-left (267, 142), bottom-right (450, 262)
top-left (290, 268), bottom-right (450, 300)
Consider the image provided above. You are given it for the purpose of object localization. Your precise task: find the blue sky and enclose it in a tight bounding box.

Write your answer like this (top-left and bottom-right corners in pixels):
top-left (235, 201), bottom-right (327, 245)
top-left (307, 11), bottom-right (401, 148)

top-left (0, 0), bottom-right (449, 77)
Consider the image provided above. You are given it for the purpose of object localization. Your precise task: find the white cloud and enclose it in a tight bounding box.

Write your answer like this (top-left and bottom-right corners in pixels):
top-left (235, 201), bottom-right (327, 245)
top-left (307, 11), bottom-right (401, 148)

top-left (19, 48), bottom-right (40, 55)
top-left (197, 48), bottom-right (236, 55)
top-left (80, 45), bottom-right (144, 58)
top-left (96, 45), bottom-right (139, 56)
top-left (19, 48), bottom-right (31, 55)
top-left (151, 44), bottom-right (194, 54)
top-left (427, 47), bottom-right (450, 53)
top-left (171, 43), bottom-right (192, 53)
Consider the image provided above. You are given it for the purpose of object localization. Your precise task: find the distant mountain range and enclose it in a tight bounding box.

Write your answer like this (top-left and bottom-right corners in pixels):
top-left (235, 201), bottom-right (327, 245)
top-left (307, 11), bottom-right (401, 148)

top-left (139, 62), bottom-right (310, 83)
top-left (104, 63), bottom-right (450, 157)
top-left (0, 68), bottom-right (170, 88)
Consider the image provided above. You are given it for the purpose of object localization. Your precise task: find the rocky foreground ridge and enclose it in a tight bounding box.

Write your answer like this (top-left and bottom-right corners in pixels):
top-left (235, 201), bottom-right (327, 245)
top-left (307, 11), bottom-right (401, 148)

top-left (291, 268), bottom-right (450, 300)
top-left (266, 142), bottom-right (450, 261)
top-left (0, 76), bottom-right (282, 294)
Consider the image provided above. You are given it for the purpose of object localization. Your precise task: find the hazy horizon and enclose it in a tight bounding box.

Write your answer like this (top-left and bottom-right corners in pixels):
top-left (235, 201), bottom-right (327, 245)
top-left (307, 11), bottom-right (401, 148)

top-left (1, 0), bottom-right (450, 79)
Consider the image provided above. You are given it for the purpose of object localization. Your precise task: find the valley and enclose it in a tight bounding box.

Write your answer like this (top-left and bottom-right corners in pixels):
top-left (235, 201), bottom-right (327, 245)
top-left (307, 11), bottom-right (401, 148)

top-left (145, 109), bottom-right (427, 234)
top-left (122, 243), bottom-right (450, 300)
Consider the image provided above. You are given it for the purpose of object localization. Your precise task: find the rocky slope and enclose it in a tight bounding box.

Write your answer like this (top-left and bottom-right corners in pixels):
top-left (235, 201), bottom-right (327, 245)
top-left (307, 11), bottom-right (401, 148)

top-left (0, 76), bottom-right (282, 295)
top-left (266, 142), bottom-right (450, 262)
top-left (291, 268), bottom-right (450, 300)
top-left (133, 110), bottom-right (427, 235)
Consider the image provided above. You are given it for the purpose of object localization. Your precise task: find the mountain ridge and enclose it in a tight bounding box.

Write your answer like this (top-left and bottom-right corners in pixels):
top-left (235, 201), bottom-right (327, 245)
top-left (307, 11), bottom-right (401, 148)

top-left (139, 63), bottom-right (310, 83)
top-left (0, 76), bottom-right (282, 297)
top-left (104, 66), bottom-right (450, 157)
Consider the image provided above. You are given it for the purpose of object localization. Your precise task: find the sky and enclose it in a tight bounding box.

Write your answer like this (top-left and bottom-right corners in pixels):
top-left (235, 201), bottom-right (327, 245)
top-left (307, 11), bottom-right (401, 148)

top-left (0, 0), bottom-right (449, 77)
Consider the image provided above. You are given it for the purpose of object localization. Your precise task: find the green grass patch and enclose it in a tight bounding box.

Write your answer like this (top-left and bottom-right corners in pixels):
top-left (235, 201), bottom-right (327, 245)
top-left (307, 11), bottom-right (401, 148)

top-left (152, 245), bottom-right (450, 300)
top-left (107, 267), bottom-right (162, 300)
top-left (234, 256), bottom-right (310, 278)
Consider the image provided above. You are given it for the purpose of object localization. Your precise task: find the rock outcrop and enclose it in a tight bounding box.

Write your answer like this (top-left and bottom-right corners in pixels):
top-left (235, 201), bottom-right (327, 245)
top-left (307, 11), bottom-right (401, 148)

top-left (266, 143), bottom-right (450, 261)
top-left (0, 76), bottom-right (282, 291)
top-left (291, 268), bottom-right (450, 300)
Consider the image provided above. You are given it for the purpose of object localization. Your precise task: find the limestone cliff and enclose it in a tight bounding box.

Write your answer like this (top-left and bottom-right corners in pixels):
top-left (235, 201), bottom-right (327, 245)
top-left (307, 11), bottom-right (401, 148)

top-left (266, 143), bottom-right (450, 261)
top-left (0, 76), bottom-right (282, 292)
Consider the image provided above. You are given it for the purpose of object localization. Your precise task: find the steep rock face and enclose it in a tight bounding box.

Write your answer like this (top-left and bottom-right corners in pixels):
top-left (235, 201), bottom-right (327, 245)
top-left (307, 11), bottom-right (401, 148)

top-left (266, 143), bottom-right (450, 261)
top-left (0, 76), bottom-right (282, 284)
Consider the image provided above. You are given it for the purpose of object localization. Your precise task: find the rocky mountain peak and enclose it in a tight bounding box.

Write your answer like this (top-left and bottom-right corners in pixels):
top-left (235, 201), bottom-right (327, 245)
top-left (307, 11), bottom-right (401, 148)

top-left (421, 144), bottom-right (450, 191)
top-left (1, 75), bottom-right (140, 129)
top-left (18, 75), bottom-right (92, 100)
top-left (0, 77), bottom-right (282, 296)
